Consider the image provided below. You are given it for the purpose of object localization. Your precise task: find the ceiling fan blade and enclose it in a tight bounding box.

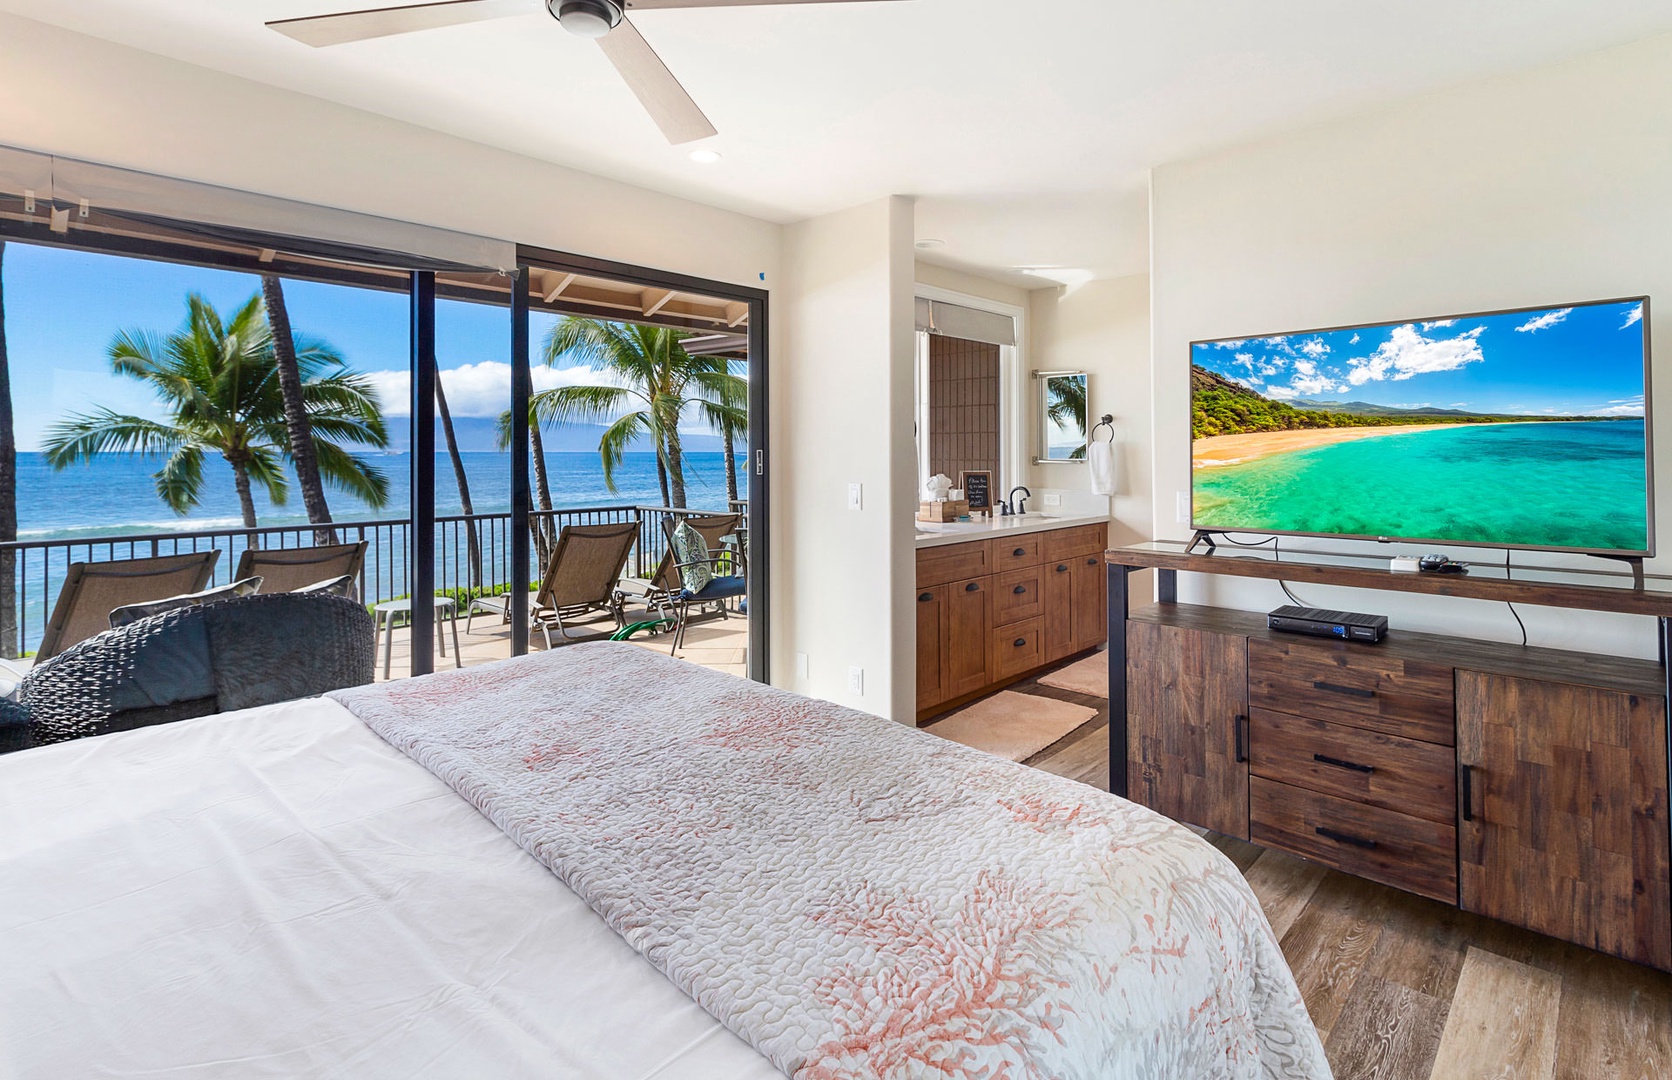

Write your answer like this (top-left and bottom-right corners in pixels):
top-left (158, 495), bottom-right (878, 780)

top-left (625, 0), bottom-right (910, 8)
top-left (267, 0), bottom-right (528, 47)
top-left (597, 17), bottom-right (719, 145)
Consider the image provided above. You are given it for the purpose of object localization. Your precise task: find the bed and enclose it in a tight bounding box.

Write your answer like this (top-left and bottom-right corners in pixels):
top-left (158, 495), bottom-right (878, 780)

top-left (0, 643), bottom-right (1328, 1079)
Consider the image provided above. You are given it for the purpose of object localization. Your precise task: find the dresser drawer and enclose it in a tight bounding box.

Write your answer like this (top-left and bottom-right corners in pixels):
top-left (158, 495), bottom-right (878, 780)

top-left (917, 541), bottom-right (991, 588)
top-left (1249, 639), bottom-right (1455, 745)
top-left (992, 618), bottom-right (1045, 680)
top-left (993, 567), bottom-right (1044, 626)
top-left (1042, 523), bottom-right (1108, 561)
top-left (1251, 777), bottom-right (1458, 904)
top-left (1248, 708), bottom-right (1456, 824)
top-left (989, 535), bottom-right (1043, 571)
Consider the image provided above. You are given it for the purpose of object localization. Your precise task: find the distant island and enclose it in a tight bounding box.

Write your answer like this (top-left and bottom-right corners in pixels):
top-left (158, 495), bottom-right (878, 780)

top-left (1191, 364), bottom-right (1603, 440)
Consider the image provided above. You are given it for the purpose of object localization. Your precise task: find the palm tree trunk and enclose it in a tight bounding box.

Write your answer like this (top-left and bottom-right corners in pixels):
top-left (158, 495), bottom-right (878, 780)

top-left (655, 443), bottom-right (671, 508)
top-left (435, 375), bottom-right (483, 590)
top-left (0, 241), bottom-right (16, 658)
top-left (664, 418), bottom-right (688, 509)
top-left (529, 419), bottom-right (556, 568)
top-left (261, 274), bottom-right (336, 547)
top-left (230, 460), bottom-right (259, 529)
top-left (721, 420), bottom-right (739, 506)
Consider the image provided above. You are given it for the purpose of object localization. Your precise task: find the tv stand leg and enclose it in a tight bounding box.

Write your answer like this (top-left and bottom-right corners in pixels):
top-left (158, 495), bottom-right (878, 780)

top-left (1594, 553), bottom-right (1646, 590)
top-left (1185, 530), bottom-right (1218, 554)
top-left (1108, 562), bottom-right (1131, 799)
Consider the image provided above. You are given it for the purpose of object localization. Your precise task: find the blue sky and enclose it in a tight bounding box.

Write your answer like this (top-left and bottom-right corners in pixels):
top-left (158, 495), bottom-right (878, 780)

top-left (0, 240), bottom-right (723, 450)
top-left (1192, 298), bottom-right (1648, 417)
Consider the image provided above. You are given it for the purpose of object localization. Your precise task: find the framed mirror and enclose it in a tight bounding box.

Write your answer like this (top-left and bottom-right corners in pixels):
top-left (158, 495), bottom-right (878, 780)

top-left (1035, 370), bottom-right (1089, 463)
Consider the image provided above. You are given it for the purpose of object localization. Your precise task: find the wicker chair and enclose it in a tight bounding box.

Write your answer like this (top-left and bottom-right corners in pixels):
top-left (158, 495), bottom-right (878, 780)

top-left (15, 592), bottom-right (376, 748)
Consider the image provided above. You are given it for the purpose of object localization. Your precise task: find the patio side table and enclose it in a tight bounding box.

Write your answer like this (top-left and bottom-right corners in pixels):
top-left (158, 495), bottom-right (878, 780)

top-left (373, 596), bottom-right (462, 680)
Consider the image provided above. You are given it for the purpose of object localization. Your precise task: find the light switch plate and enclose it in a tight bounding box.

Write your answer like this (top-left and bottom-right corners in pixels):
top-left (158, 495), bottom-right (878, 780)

top-left (847, 483), bottom-right (863, 510)
top-left (1042, 492), bottom-right (1062, 508)
top-left (1176, 490), bottom-right (1191, 523)
top-left (847, 666), bottom-right (864, 695)
top-left (796, 652), bottom-right (810, 679)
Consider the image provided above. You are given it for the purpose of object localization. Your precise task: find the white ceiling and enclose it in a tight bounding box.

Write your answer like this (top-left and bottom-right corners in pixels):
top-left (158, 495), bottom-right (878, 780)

top-left (10, 0), bottom-right (1672, 283)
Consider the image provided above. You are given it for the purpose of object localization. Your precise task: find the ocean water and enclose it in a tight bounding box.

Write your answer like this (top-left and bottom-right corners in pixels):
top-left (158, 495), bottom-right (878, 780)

top-left (1193, 420), bottom-right (1650, 552)
top-left (17, 451), bottom-right (743, 538)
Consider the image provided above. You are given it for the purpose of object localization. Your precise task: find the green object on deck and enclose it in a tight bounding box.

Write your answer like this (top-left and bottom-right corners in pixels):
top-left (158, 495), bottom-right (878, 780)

top-left (612, 619), bottom-right (675, 642)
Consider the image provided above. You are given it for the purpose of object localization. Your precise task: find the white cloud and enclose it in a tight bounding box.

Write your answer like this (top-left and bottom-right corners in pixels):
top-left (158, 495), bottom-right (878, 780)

top-left (1293, 360), bottom-right (1317, 377)
top-left (1623, 303), bottom-right (1644, 329)
top-left (364, 361), bottom-right (625, 419)
top-left (1515, 308), bottom-right (1571, 334)
top-left (1265, 385), bottom-right (1299, 400)
top-left (1300, 338), bottom-right (1330, 359)
top-left (1258, 362), bottom-right (1283, 376)
top-left (1234, 352), bottom-right (1255, 369)
top-left (1213, 339), bottom-right (1247, 349)
top-left (1346, 324), bottom-right (1486, 385)
top-left (1349, 334), bottom-right (1361, 345)
top-left (1337, 384), bottom-right (1352, 393)
top-left (1421, 319), bottom-right (1456, 331)
top-left (1592, 403), bottom-right (1647, 416)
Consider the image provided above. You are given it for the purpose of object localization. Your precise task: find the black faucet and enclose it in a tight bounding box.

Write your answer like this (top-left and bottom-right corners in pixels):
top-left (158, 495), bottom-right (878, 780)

top-left (998, 486), bottom-right (1032, 516)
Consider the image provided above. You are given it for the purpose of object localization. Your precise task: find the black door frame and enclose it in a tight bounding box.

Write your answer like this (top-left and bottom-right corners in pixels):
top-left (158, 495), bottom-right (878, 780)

top-left (515, 245), bottom-right (771, 683)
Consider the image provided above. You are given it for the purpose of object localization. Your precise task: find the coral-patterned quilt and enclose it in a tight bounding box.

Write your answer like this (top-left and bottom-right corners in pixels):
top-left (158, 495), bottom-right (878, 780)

top-left (331, 644), bottom-right (1329, 1079)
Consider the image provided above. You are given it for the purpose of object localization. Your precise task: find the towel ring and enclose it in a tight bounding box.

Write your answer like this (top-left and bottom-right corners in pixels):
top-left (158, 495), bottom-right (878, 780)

top-left (1091, 415), bottom-right (1116, 443)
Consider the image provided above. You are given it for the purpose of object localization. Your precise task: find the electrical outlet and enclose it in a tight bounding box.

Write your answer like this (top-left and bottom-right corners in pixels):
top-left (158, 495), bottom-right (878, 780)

top-left (1042, 492), bottom-right (1062, 508)
top-left (1176, 490), bottom-right (1191, 524)
top-left (847, 666), bottom-right (865, 695)
top-left (847, 483), bottom-right (863, 510)
top-left (796, 652), bottom-right (810, 679)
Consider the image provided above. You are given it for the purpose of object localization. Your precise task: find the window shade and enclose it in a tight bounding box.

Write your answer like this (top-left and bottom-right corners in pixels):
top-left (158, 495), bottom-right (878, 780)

top-left (913, 298), bottom-right (1017, 347)
top-left (0, 144), bottom-right (515, 274)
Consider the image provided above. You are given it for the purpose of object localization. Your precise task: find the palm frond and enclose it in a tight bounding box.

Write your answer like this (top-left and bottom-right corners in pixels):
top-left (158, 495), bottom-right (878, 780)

top-left (313, 441), bottom-right (392, 508)
top-left (42, 412), bottom-right (188, 467)
top-left (243, 445), bottom-right (290, 506)
top-left (152, 444), bottom-right (207, 516)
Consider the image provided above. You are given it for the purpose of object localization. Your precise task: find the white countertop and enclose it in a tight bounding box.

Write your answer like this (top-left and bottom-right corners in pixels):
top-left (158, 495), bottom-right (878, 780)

top-left (914, 512), bottom-right (1110, 550)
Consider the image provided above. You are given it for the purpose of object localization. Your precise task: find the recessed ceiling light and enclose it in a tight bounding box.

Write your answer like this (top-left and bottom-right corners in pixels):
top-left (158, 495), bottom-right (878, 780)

top-left (689, 149), bottom-right (722, 165)
top-left (915, 238), bottom-right (945, 250)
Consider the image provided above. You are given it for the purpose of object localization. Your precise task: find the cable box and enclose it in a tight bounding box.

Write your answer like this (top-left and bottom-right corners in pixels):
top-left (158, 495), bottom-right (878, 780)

top-left (1267, 605), bottom-right (1388, 644)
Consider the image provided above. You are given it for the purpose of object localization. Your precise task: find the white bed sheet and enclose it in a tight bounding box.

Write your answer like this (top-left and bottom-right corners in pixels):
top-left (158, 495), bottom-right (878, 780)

top-left (0, 697), bottom-right (783, 1080)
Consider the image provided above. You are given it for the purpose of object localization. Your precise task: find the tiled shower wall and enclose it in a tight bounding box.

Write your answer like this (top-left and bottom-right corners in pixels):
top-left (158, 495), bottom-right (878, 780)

top-left (927, 335), bottom-right (1001, 485)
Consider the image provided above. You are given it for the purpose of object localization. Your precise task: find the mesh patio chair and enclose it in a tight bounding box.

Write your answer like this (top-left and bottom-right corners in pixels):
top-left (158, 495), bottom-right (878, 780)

top-left (35, 551), bottom-right (222, 663)
top-left (468, 522), bottom-right (639, 650)
top-left (234, 541), bottom-right (368, 597)
top-left (615, 513), bottom-right (742, 626)
top-left (664, 525), bottom-right (748, 656)
top-left (16, 591), bottom-right (376, 747)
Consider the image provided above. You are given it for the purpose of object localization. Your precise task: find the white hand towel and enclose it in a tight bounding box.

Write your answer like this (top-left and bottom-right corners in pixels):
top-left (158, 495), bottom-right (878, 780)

top-left (1089, 441), bottom-right (1117, 496)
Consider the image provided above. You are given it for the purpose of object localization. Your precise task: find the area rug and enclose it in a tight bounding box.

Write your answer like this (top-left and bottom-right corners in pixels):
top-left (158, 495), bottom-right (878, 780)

top-left (928, 690), bottom-right (1097, 762)
top-left (1037, 648), bottom-right (1109, 698)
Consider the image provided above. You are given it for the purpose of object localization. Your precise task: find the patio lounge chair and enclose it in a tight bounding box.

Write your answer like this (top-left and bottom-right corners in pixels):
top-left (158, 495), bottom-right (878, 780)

top-left (468, 522), bottom-right (639, 650)
top-left (615, 513), bottom-right (742, 626)
top-left (234, 541), bottom-right (368, 597)
top-left (34, 550), bottom-right (221, 663)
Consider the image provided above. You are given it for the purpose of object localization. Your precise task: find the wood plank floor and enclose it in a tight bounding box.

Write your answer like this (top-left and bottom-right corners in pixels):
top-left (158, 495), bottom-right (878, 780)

top-left (968, 662), bottom-right (1672, 1080)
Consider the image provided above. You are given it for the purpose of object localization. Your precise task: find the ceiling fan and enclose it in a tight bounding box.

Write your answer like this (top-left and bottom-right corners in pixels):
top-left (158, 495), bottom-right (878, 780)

top-left (268, 0), bottom-right (907, 145)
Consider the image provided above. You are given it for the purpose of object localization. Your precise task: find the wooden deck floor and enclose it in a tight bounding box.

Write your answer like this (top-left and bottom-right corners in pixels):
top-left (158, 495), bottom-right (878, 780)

top-left (946, 659), bottom-right (1672, 1080)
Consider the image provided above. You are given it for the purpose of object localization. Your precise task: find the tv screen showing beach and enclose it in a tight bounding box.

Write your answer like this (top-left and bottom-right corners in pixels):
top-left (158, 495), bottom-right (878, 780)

top-left (1191, 298), bottom-right (1653, 555)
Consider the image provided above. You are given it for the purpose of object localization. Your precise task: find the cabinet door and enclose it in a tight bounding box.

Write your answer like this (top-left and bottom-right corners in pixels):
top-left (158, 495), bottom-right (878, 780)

top-left (1070, 554), bottom-right (1107, 652)
top-left (915, 585), bottom-right (949, 714)
top-left (1043, 559), bottom-right (1076, 662)
top-left (1458, 671), bottom-right (1672, 971)
top-left (1128, 620), bottom-right (1250, 839)
top-left (945, 577), bottom-right (993, 700)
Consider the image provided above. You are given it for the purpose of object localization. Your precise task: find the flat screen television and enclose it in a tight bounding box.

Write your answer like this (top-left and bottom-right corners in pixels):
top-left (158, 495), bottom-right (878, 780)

top-left (1190, 297), bottom-right (1654, 557)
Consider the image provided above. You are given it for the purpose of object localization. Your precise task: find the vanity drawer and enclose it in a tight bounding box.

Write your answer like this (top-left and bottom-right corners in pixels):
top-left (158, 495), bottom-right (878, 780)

top-left (1248, 708), bottom-right (1456, 824)
top-left (989, 535), bottom-right (1043, 571)
top-left (1251, 778), bottom-right (1458, 904)
top-left (1043, 523), bottom-right (1108, 560)
top-left (1248, 638), bottom-right (1456, 746)
top-left (917, 541), bottom-right (991, 588)
top-left (992, 618), bottom-right (1045, 680)
top-left (993, 567), bottom-right (1045, 626)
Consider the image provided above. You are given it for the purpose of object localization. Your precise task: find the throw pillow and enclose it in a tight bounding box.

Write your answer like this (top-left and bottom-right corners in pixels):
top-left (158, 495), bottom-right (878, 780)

top-left (108, 576), bottom-right (263, 629)
top-left (670, 521), bottom-right (714, 596)
top-left (292, 574), bottom-right (357, 598)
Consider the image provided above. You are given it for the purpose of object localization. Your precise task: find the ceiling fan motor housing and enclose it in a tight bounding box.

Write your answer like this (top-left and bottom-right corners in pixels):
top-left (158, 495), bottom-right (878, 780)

top-left (549, 0), bottom-right (625, 38)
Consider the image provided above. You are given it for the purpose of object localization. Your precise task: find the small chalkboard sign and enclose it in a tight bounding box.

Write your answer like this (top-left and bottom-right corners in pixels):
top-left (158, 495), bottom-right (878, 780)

top-left (960, 470), bottom-right (994, 515)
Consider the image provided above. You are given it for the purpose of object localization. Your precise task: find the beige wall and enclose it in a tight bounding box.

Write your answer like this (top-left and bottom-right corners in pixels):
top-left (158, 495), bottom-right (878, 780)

top-left (776, 197), bottom-right (917, 719)
top-left (1151, 32), bottom-right (1672, 659)
top-left (914, 262), bottom-right (1030, 310)
top-left (1027, 275), bottom-right (1151, 538)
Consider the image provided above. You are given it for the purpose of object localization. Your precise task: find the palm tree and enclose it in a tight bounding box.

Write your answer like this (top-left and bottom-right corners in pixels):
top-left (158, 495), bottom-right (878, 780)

top-left (529, 318), bottom-right (747, 509)
top-left (44, 292), bottom-right (391, 528)
top-left (0, 241), bottom-right (16, 658)
top-left (718, 358), bottom-right (748, 506)
top-left (1048, 374), bottom-right (1090, 459)
top-left (261, 274), bottom-right (336, 545)
top-left (434, 371), bottom-right (483, 589)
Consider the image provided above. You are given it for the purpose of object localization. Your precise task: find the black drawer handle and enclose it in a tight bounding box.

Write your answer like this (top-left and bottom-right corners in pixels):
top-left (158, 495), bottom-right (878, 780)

top-left (1013, 638), bottom-right (1028, 648)
top-left (1087, 557), bottom-right (1099, 566)
top-left (918, 592), bottom-right (933, 602)
top-left (1234, 714), bottom-right (1248, 763)
top-left (1315, 826), bottom-right (1378, 849)
top-left (965, 582), bottom-right (981, 592)
top-left (1313, 753), bottom-right (1375, 774)
top-left (1460, 764), bottom-right (1475, 822)
top-left (1056, 564), bottom-right (1069, 573)
top-left (1314, 681), bottom-right (1376, 699)
top-left (1013, 547), bottom-right (1027, 557)
top-left (1013, 585), bottom-right (1028, 595)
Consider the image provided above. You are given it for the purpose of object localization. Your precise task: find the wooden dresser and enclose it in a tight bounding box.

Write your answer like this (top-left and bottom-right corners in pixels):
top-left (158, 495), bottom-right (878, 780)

top-left (916, 522), bottom-right (1107, 722)
top-left (1109, 543), bottom-right (1672, 973)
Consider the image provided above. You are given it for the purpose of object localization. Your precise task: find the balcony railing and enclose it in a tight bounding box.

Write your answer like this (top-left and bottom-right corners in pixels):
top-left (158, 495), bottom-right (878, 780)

top-left (0, 502), bottom-right (744, 659)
